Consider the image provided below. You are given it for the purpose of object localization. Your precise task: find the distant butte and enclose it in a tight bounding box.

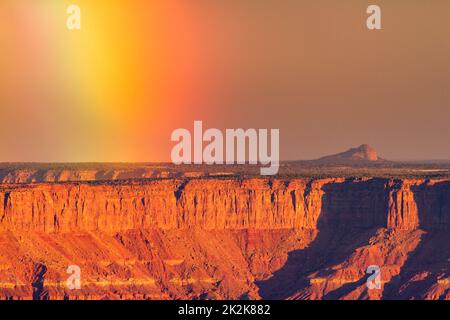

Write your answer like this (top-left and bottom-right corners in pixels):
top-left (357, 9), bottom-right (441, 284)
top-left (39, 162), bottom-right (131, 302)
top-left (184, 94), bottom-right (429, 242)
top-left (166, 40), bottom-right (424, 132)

top-left (314, 144), bottom-right (387, 164)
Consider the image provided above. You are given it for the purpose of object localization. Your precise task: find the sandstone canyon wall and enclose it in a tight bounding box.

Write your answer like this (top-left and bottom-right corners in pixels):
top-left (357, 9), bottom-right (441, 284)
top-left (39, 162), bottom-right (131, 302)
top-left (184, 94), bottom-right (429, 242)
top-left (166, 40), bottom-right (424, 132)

top-left (0, 178), bottom-right (448, 300)
top-left (1, 178), bottom-right (449, 232)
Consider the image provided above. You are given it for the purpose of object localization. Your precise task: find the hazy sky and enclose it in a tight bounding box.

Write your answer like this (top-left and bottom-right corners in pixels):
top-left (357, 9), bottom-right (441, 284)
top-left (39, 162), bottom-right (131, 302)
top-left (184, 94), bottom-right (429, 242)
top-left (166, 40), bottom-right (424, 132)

top-left (1, 0), bottom-right (449, 162)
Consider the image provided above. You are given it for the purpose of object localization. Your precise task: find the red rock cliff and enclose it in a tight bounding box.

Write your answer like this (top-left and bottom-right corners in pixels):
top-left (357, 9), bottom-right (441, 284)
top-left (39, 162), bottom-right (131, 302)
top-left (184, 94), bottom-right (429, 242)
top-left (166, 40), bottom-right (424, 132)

top-left (0, 178), bottom-right (448, 233)
top-left (0, 178), bottom-right (448, 300)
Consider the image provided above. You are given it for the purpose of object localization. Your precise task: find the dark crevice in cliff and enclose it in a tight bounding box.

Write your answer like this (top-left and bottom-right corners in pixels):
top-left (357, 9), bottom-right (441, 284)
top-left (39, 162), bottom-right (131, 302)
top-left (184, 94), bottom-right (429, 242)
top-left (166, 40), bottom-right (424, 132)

top-left (174, 180), bottom-right (189, 201)
top-left (53, 214), bottom-right (60, 230)
top-left (290, 191), bottom-right (296, 211)
top-left (304, 180), bottom-right (313, 197)
top-left (302, 180), bottom-right (314, 214)
top-left (32, 263), bottom-right (49, 301)
top-left (1, 192), bottom-right (10, 223)
top-left (3, 192), bottom-right (10, 211)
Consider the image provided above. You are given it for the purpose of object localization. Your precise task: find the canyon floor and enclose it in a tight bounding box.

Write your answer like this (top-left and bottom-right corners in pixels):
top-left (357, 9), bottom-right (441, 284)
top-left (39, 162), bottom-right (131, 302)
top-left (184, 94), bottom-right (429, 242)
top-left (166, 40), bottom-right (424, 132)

top-left (0, 162), bottom-right (449, 300)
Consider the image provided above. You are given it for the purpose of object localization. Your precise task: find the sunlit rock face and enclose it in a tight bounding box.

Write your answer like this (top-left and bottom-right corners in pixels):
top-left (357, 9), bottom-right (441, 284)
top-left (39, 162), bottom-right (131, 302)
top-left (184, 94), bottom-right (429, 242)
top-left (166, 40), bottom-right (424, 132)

top-left (0, 178), bottom-right (448, 300)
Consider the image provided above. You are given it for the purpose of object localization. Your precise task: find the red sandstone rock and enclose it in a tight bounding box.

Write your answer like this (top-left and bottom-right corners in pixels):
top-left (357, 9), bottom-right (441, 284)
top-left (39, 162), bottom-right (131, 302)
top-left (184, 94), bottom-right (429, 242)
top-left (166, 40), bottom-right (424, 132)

top-left (0, 178), bottom-right (448, 300)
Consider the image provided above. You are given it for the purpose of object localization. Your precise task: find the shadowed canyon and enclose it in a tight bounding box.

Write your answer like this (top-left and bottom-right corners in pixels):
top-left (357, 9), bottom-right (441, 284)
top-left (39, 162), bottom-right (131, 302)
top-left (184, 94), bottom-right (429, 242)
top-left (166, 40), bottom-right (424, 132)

top-left (0, 176), bottom-right (448, 300)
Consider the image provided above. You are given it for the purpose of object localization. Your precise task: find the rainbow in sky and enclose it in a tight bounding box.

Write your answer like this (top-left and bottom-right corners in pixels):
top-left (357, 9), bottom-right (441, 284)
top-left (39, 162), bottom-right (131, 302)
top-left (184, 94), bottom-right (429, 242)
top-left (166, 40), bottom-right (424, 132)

top-left (3, 1), bottom-right (450, 162)
top-left (0, 1), bottom-right (212, 162)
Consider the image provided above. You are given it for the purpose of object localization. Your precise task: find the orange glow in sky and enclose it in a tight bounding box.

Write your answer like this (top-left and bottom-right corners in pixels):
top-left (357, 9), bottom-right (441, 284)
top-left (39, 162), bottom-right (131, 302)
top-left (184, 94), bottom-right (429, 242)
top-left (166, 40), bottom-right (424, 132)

top-left (1, 1), bottom-right (450, 161)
